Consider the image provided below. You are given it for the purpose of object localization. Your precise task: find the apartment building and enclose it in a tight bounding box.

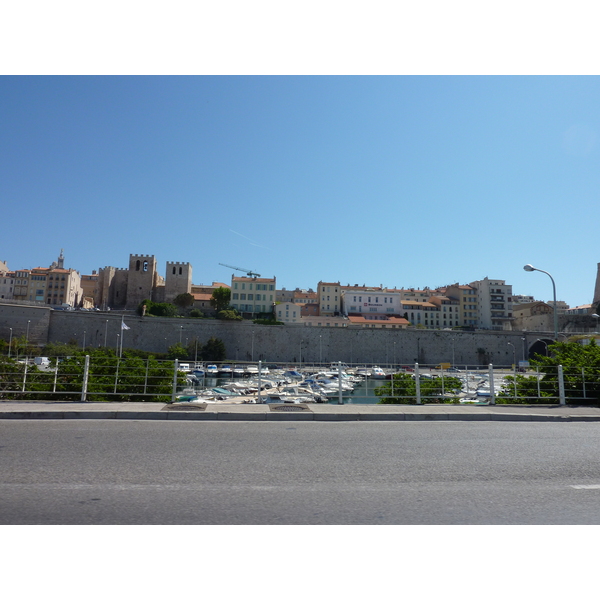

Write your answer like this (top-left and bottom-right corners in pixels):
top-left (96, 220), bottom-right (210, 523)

top-left (275, 302), bottom-right (302, 323)
top-left (443, 283), bottom-right (479, 328)
top-left (428, 295), bottom-right (461, 328)
top-left (11, 266), bottom-right (83, 307)
top-left (341, 286), bottom-right (402, 316)
top-left (0, 272), bottom-right (14, 300)
top-left (230, 276), bottom-right (276, 316)
top-left (318, 281), bottom-right (341, 316)
top-left (469, 277), bottom-right (513, 330)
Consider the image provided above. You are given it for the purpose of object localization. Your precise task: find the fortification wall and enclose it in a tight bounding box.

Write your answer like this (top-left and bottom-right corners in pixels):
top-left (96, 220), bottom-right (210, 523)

top-left (0, 304), bottom-right (573, 367)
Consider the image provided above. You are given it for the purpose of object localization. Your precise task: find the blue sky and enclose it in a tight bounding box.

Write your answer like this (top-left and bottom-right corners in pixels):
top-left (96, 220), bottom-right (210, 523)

top-left (2, 75), bottom-right (599, 307)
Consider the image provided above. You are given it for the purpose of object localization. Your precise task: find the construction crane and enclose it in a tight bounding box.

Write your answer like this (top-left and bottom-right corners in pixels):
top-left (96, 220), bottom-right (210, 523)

top-left (219, 263), bottom-right (261, 278)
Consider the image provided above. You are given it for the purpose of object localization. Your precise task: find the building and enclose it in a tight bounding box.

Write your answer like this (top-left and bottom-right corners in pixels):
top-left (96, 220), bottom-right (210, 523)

top-left (469, 277), bottom-right (513, 330)
top-left (400, 300), bottom-right (439, 327)
top-left (341, 286), bottom-right (402, 316)
top-left (9, 251), bottom-right (83, 307)
top-left (230, 276), bottom-right (276, 316)
top-left (428, 295), bottom-right (461, 328)
top-left (0, 271), bottom-right (14, 300)
top-left (97, 254), bottom-right (198, 310)
top-left (443, 284), bottom-right (479, 328)
top-left (346, 314), bottom-right (409, 329)
top-left (512, 301), bottom-right (555, 332)
top-left (275, 302), bottom-right (302, 323)
top-left (318, 281), bottom-right (341, 316)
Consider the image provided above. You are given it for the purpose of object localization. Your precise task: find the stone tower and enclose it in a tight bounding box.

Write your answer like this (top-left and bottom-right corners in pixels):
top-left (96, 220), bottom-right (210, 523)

top-left (593, 263), bottom-right (600, 308)
top-left (165, 261), bottom-right (193, 303)
top-left (126, 254), bottom-right (159, 309)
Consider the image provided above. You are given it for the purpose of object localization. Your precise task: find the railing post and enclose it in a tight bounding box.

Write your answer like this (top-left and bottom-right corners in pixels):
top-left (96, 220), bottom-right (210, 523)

top-left (338, 361), bottom-right (343, 405)
top-left (81, 355), bottom-right (90, 402)
top-left (22, 360), bottom-right (28, 393)
top-left (488, 363), bottom-right (495, 405)
top-left (257, 360), bottom-right (262, 403)
top-left (171, 359), bottom-right (179, 404)
top-left (415, 362), bottom-right (421, 404)
top-left (558, 364), bottom-right (566, 405)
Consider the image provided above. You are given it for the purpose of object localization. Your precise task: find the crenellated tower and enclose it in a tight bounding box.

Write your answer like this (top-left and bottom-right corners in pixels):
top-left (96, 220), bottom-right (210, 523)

top-left (165, 261), bottom-right (193, 303)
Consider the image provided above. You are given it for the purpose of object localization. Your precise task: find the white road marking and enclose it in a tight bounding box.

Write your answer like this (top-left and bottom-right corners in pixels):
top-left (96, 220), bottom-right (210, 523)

top-left (570, 484), bottom-right (600, 489)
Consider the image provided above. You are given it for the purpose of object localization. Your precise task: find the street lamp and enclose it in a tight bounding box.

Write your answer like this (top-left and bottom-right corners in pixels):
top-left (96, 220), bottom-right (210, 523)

top-left (592, 313), bottom-right (600, 334)
top-left (507, 342), bottom-right (516, 367)
top-left (523, 264), bottom-right (558, 340)
top-left (8, 327), bottom-right (12, 358)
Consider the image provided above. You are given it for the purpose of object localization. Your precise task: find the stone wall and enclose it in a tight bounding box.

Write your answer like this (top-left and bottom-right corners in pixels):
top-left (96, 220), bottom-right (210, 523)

top-left (0, 303), bottom-right (565, 367)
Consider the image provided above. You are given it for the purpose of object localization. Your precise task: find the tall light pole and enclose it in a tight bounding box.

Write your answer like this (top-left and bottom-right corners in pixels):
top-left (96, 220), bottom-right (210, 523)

top-left (507, 342), bottom-right (516, 367)
top-left (8, 327), bottom-right (12, 358)
top-left (592, 313), bottom-right (600, 334)
top-left (523, 264), bottom-right (558, 340)
top-left (104, 319), bottom-right (108, 347)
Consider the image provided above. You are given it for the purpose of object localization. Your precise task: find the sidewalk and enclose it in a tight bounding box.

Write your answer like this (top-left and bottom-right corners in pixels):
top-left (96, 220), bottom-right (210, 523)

top-left (2, 400), bottom-right (600, 421)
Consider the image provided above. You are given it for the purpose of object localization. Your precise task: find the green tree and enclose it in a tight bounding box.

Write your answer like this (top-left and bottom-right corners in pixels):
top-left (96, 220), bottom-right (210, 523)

top-left (210, 287), bottom-right (231, 314)
top-left (201, 337), bottom-right (226, 361)
top-left (139, 300), bottom-right (177, 317)
top-left (173, 293), bottom-right (195, 312)
top-left (218, 309), bottom-right (242, 321)
top-left (375, 372), bottom-right (463, 404)
top-left (167, 343), bottom-right (189, 361)
top-left (498, 339), bottom-right (600, 405)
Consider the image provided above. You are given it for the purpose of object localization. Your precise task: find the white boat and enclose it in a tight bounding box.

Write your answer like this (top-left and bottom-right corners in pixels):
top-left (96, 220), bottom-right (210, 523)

top-left (233, 365), bottom-right (246, 377)
top-left (219, 364), bottom-right (233, 376)
top-left (206, 364), bottom-right (219, 376)
top-left (372, 366), bottom-right (386, 379)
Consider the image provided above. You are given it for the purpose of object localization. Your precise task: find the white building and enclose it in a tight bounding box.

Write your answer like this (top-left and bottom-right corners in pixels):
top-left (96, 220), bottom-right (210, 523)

top-left (470, 277), bottom-right (513, 330)
top-left (342, 288), bottom-right (402, 316)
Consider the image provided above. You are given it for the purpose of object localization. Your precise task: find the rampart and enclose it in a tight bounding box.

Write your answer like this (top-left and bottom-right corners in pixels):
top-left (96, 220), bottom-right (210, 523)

top-left (0, 303), bottom-right (570, 366)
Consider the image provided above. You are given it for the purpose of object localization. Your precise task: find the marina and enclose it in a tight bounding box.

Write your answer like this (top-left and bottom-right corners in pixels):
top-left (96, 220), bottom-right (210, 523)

top-left (176, 363), bottom-right (516, 405)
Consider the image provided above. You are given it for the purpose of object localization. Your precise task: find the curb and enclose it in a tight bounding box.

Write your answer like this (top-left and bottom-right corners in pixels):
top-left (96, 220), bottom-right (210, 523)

top-left (2, 411), bottom-right (600, 422)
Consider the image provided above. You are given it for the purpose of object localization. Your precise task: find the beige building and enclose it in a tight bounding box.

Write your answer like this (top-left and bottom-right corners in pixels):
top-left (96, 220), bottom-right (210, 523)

top-left (442, 284), bottom-right (479, 328)
top-left (512, 301), bottom-right (554, 332)
top-left (318, 281), bottom-right (341, 316)
top-left (12, 266), bottom-right (83, 307)
top-left (275, 302), bottom-right (302, 323)
top-left (347, 314), bottom-right (409, 329)
top-left (230, 276), bottom-right (276, 316)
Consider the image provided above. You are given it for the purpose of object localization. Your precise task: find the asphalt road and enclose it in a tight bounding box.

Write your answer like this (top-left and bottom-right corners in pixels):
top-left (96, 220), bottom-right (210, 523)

top-left (3, 420), bottom-right (600, 524)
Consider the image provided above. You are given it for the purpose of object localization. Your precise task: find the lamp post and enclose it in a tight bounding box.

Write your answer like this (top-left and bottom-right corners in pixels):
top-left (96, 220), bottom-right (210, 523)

top-left (507, 342), bottom-right (516, 367)
top-left (104, 319), bottom-right (109, 347)
top-left (523, 264), bottom-right (558, 340)
top-left (507, 341), bottom-right (517, 400)
top-left (319, 335), bottom-right (322, 365)
top-left (8, 327), bottom-right (12, 358)
top-left (592, 313), bottom-right (600, 334)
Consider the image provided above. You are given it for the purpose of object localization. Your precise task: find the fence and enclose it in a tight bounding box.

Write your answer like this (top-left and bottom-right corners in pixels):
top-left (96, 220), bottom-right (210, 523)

top-left (0, 356), bottom-right (182, 402)
top-left (1, 358), bottom-right (599, 405)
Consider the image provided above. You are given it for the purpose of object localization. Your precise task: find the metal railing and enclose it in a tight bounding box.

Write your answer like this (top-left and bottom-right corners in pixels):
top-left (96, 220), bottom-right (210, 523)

top-left (1, 358), bottom-right (599, 405)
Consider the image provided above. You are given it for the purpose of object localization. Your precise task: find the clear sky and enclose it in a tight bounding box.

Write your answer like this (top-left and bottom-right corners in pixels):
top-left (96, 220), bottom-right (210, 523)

top-left (2, 75), bottom-right (599, 307)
